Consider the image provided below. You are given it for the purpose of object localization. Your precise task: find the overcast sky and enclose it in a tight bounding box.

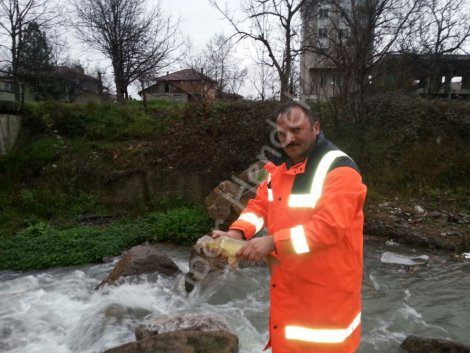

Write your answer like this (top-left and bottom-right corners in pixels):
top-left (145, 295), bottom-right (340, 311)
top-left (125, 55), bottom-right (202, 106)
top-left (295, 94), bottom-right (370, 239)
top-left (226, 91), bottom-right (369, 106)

top-left (166, 0), bottom-right (234, 47)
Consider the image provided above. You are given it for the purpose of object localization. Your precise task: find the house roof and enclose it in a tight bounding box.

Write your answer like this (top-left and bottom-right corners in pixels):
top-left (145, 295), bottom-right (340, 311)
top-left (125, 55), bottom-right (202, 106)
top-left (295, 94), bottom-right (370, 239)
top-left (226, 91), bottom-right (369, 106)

top-left (155, 69), bottom-right (216, 83)
top-left (0, 66), bottom-right (100, 83)
top-left (53, 66), bottom-right (100, 82)
top-left (138, 68), bottom-right (218, 96)
top-left (0, 69), bottom-right (13, 79)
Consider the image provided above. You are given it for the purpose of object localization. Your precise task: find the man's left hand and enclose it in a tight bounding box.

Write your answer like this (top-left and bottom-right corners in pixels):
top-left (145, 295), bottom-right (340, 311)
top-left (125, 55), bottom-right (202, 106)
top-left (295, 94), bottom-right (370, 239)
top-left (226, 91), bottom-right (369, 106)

top-left (237, 236), bottom-right (275, 262)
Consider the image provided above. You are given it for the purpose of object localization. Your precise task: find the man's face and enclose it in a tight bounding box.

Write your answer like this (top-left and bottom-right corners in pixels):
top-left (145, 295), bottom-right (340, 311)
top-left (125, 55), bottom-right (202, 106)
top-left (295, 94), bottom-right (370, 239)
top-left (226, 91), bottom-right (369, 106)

top-left (276, 108), bottom-right (320, 164)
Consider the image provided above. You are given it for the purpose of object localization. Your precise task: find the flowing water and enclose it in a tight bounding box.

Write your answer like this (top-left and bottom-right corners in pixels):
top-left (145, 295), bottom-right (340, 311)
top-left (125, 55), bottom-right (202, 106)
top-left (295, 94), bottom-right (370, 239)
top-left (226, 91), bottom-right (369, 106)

top-left (1, 239), bottom-right (469, 353)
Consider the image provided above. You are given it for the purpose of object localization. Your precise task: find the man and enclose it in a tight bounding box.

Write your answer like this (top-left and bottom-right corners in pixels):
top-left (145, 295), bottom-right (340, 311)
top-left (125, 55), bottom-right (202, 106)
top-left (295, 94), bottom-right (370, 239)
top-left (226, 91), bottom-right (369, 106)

top-left (213, 102), bottom-right (367, 353)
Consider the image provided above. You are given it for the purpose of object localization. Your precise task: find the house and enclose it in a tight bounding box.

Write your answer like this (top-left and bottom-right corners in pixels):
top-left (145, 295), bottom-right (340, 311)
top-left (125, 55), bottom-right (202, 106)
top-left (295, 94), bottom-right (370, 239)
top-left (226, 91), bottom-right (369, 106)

top-left (1, 65), bottom-right (106, 103)
top-left (0, 70), bottom-right (16, 102)
top-left (37, 65), bottom-right (106, 103)
top-left (138, 69), bottom-right (218, 103)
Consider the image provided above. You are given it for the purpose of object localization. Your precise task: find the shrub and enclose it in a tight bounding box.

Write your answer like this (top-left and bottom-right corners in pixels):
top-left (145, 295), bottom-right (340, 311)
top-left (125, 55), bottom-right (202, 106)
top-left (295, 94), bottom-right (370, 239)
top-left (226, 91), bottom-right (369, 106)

top-left (0, 100), bottom-right (20, 113)
top-left (150, 205), bottom-right (212, 245)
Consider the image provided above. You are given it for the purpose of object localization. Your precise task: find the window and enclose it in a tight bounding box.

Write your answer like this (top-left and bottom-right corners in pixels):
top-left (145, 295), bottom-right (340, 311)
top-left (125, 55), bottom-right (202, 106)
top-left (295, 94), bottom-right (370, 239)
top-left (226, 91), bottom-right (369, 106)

top-left (4, 82), bottom-right (16, 93)
top-left (338, 28), bottom-right (349, 43)
top-left (319, 8), bottom-right (329, 19)
top-left (318, 28), bottom-right (329, 48)
top-left (337, 8), bottom-right (350, 29)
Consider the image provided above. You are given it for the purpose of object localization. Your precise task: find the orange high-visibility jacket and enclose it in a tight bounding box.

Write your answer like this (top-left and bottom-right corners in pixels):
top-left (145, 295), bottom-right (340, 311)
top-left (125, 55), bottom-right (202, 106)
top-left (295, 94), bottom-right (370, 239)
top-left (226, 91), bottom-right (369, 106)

top-left (230, 134), bottom-right (367, 353)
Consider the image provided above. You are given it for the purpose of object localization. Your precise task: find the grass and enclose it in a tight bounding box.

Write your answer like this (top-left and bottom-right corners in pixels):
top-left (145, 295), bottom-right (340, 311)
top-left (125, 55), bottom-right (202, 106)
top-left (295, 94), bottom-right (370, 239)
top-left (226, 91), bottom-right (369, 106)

top-left (22, 99), bottom-right (183, 140)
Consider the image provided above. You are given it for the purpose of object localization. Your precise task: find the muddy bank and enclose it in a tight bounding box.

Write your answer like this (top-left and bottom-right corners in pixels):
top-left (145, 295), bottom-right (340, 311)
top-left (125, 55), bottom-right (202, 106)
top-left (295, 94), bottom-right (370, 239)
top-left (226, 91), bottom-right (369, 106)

top-left (365, 198), bottom-right (469, 252)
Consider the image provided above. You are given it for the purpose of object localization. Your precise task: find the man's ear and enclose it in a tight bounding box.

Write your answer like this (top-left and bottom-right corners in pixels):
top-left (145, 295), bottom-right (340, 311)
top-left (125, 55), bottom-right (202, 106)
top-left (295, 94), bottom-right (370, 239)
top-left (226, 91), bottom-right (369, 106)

top-left (313, 121), bottom-right (320, 135)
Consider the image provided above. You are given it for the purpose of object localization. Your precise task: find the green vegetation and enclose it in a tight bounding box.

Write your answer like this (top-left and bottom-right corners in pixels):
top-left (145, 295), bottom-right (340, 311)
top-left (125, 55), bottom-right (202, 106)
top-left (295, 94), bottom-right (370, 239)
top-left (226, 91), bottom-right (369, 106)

top-left (0, 205), bottom-right (210, 271)
top-left (23, 100), bottom-right (182, 140)
top-left (0, 97), bottom-right (468, 271)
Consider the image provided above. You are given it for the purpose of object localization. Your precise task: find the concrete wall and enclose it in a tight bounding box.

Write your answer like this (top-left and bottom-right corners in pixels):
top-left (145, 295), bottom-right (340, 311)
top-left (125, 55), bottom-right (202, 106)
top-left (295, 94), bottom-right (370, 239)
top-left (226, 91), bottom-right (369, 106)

top-left (146, 92), bottom-right (189, 103)
top-left (0, 114), bottom-right (21, 155)
top-left (0, 91), bottom-right (15, 102)
top-left (100, 170), bottom-right (220, 205)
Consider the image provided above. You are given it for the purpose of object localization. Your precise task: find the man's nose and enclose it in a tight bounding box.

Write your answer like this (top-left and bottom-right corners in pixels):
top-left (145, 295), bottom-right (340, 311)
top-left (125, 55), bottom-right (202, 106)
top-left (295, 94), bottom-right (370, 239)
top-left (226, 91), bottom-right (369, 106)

top-left (285, 131), bottom-right (295, 145)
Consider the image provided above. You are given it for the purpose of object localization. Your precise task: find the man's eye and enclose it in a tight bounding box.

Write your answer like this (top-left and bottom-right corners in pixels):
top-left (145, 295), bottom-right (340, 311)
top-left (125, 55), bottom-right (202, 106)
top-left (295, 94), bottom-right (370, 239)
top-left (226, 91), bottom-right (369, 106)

top-left (293, 128), bottom-right (301, 133)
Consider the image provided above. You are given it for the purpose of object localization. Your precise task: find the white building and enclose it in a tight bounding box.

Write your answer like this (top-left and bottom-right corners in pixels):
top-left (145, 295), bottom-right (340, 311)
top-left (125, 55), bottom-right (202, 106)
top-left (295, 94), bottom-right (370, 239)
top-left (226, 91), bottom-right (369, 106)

top-left (300, 0), bottom-right (366, 102)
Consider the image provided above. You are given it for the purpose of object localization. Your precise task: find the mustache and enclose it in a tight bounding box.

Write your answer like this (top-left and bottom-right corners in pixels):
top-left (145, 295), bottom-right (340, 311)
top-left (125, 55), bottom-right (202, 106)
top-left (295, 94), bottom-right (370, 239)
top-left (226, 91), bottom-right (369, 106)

top-left (286, 143), bottom-right (300, 148)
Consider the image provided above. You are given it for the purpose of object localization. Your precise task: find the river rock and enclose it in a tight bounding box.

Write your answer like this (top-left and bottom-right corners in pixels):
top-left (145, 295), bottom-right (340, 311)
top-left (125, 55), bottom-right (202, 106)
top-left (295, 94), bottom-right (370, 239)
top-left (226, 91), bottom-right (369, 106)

top-left (205, 162), bottom-right (266, 225)
top-left (96, 243), bottom-right (180, 289)
top-left (103, 330), bottom-right (238, 353)
top-left (401, 335), bottom-right (470, 353)
top-left (413, 205), bottom-right (425, 215)
top-left (135, 312), bottom-right (232, 340)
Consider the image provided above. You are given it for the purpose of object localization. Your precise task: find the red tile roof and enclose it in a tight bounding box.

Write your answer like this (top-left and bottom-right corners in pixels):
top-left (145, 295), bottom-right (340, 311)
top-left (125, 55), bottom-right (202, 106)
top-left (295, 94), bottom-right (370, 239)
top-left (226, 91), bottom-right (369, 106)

top-left (155, 69), bottom-right (216, 83)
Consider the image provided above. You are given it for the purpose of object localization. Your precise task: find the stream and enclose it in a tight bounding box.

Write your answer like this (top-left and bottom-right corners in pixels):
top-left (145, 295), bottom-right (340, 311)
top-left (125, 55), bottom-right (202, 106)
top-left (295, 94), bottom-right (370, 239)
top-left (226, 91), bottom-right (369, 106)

top-left (1, 239), bottom-right (469, 353)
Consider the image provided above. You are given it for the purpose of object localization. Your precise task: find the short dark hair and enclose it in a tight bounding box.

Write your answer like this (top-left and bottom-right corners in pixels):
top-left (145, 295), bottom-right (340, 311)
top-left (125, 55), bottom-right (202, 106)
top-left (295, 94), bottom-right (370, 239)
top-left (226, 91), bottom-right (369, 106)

top-left (276, 101), bottom-right (318, 124)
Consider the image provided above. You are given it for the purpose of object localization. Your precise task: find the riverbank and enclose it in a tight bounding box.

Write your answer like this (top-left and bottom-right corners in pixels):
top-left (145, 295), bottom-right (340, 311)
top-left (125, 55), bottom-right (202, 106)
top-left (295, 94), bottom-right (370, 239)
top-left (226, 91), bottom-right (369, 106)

top-left (0, 98), bottom-right (468, 271)
top-left (365, 196), bottom-right (469, 253)
top-left (1, 192), bottom-right (467, 273)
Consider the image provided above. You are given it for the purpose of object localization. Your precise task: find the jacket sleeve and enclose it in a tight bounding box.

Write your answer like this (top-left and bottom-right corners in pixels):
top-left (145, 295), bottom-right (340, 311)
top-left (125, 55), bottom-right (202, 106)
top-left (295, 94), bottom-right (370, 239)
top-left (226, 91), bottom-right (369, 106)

top-left (229, 178), bottom-right (269, 240)
top-left (273, 167), bottom-right (367, 254)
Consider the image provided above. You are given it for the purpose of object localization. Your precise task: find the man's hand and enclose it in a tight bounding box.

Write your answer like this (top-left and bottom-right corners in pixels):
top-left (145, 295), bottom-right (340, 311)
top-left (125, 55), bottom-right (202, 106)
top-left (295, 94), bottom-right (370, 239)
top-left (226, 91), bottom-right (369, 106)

top-left (211, 229), bottom-right (244, 240)
top-left (237, 236), bottom-right (275, 262)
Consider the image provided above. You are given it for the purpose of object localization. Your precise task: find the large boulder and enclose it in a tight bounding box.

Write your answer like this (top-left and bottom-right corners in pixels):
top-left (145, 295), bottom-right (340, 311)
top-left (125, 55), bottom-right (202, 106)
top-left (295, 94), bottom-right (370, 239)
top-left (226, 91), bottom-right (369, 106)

top-left (401, 335), bottom-right (470, 353)
top-left (96, 243), bottom-right (180, 289)
top-left (103, 330), bottom-right (238, 353)
top-left (205, 161), bottom-right (266, 226)
top-left (135, 312), bottom-right (232, 340)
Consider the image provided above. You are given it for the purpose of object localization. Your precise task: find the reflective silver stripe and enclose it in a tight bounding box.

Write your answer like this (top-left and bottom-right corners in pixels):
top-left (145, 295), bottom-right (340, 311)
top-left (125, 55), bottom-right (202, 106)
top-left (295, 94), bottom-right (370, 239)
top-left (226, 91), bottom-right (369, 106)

top-left (268, 189), bottom-right (273, 202)
top-left (290, 225), bottom-right (309, 254)
top-left (288, 150), bottom-right (348, 208)
top-left (285, 312), bottom-right (361, 343)
top-left (267, 174), bottom-right (273, 201)
top-left (238, 212), bottom-right (264, 233)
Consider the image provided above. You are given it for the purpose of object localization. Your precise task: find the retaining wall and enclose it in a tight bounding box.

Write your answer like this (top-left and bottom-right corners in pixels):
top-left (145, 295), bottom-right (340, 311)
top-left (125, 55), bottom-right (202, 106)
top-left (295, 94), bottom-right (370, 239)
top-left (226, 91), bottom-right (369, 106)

top-left (0, 114), bottom-right (21, 155)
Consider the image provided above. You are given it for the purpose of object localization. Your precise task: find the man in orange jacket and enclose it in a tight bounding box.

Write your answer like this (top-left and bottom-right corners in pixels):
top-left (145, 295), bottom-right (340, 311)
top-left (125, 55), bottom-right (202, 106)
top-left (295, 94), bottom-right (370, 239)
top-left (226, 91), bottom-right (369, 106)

top-left (213, 102), bottom-right (367, 353)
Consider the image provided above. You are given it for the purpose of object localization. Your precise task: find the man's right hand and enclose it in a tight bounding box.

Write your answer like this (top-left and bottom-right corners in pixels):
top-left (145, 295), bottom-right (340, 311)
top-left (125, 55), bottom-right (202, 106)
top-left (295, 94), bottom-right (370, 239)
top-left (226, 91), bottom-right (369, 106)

top-left (211, 229), bottom-right (244, 240)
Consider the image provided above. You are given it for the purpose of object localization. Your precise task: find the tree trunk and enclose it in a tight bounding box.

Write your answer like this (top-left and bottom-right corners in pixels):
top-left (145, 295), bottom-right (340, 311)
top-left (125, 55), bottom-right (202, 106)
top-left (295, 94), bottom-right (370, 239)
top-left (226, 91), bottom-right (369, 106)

top-left (280, 75), bottom-right (290, 102)
top-left (140, 78), bottom-right (148, 112)
top-left (115, 78), bottom-right (125, 103)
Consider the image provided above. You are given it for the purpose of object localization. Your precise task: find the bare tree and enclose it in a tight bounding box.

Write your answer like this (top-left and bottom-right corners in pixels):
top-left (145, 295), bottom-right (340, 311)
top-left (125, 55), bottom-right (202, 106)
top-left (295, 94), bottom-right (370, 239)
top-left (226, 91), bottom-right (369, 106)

top-left (249, 44), bottom-right (280, 100)
top-left (207, 34), bottom-right (248, 95)
top-left (209, 0), bottom-right (309, 101)
top-left (0, 0), bottom-right (60, 102)
top-left (184, 33), bottom-right (247, 96)
top-left (73, 0), bottom-right (180, 102)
